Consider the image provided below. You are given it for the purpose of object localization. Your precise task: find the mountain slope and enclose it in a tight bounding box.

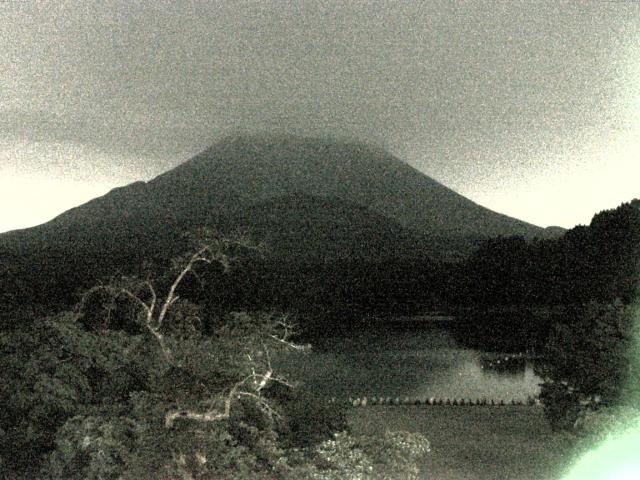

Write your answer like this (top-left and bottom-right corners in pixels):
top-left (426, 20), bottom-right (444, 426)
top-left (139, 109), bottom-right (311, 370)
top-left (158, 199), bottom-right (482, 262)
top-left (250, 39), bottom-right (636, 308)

top-left (220, 193), bottom-right (437, 260)
top-left (144, 133), bottom-right (545, 238)
top-left (0, 134), bottom-right (560, 307)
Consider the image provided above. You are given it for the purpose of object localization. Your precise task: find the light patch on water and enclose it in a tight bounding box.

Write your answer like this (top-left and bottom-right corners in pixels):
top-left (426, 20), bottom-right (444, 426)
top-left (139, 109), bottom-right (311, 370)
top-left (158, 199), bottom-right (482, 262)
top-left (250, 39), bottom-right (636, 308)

top-left (418, 356), bottom-right (540, 401)
top-left (277, 328), bottom-right (541, 400)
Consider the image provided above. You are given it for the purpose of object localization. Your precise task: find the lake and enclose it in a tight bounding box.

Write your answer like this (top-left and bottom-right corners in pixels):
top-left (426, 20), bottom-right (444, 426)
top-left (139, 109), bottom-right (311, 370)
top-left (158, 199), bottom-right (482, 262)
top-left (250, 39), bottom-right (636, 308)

top-left (277, 324), bottom-right (542, 402)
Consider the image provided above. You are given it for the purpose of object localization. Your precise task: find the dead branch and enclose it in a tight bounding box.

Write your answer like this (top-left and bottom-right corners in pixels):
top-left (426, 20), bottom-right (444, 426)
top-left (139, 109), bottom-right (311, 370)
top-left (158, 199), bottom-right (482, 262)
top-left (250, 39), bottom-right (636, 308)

top-left (164, 361), bottom-right (293, 428)
top-left (164, 378), bottom-right (246, 428)
top-left (77, 234), bottom-right (255, 363)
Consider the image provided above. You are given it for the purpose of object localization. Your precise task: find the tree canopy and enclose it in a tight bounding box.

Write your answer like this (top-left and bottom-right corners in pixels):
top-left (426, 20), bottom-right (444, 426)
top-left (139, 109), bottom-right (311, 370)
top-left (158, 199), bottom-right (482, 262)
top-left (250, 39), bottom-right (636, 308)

top-left (0, 228), bottom-right (430, 479)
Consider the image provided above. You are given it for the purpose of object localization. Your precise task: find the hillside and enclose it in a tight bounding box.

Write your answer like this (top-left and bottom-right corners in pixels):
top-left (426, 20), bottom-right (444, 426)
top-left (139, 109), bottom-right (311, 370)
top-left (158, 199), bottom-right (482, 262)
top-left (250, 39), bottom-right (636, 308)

top-left (0, 134), bottom-right (561, 308)
top-left (144, 134), bottom-right (547, 238)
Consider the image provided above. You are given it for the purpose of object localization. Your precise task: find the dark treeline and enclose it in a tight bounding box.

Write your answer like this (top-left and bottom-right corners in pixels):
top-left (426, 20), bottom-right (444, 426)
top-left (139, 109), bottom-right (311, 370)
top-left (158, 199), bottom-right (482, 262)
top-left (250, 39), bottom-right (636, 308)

top-left (2, 200), bottom-right (638, 351)
top-left (177, 199), bottom-right (639, 350)
top-left (462, 200), bottom-right (640, 306)
top-left (189, 257), bottom-right (453, 342)
top-left (451, 199), bottom-right (640, 351)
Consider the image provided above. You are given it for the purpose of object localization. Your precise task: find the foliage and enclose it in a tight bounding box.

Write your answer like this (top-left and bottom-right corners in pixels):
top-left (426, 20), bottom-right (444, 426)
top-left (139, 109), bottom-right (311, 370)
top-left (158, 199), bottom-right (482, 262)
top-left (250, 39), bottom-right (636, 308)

top-left (1, 229), bottom-right (430, 479)
top-left (42, 396), bottom-right (429, 480)
top-left (463, 235), bottom-right (534, 306)
top-left (460, 200), bottom-right (639, 307)
top-left (536, 301), bottom-right (639, 430)
top-left (283, 430), bottom-right (430, 480)
top-left (31, 309), bottom-right (304, 479)
top-left (45, 414), bottom-right (135, 480)
top-left (266, 383), bottom-right (349, 449)
top-left (0, 311), bottom-right (150, 474)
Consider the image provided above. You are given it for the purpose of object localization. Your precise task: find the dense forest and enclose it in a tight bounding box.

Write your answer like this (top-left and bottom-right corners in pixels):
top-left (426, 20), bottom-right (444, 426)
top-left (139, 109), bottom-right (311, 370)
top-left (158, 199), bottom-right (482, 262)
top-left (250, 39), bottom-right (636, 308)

top-left (0, 230), bottom-right (430, 479)
top-left (172, 199), bottom-right (640, 350)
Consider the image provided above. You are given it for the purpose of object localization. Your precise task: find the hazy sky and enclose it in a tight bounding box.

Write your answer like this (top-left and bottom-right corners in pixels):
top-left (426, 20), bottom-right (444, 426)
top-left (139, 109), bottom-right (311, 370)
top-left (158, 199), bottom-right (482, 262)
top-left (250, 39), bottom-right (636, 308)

top-left (1, 0), bottom-right (639, 233)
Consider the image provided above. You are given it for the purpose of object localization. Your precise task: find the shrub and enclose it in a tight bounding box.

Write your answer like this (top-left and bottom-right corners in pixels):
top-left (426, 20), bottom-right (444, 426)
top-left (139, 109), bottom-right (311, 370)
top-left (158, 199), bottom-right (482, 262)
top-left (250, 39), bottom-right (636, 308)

top-left (268, 383), bottom-right (349, 449)
top-left (537, 301), bottom-right (638, 430)
top-left (284, 430), bottom-right (430, 480)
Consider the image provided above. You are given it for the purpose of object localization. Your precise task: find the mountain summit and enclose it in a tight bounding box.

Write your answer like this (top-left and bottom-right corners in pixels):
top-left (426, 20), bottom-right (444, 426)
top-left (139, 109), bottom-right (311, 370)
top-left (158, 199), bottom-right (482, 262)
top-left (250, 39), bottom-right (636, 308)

top-left (145, 133), bottom-right (546, 239)
top-left (20, 133), bottom-right (545, 239)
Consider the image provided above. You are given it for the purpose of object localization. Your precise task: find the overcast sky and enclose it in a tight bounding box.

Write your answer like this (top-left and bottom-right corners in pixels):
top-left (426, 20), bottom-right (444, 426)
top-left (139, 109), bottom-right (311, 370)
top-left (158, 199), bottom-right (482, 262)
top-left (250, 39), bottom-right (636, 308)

top-left (1, 0), bottom-right (639, 233)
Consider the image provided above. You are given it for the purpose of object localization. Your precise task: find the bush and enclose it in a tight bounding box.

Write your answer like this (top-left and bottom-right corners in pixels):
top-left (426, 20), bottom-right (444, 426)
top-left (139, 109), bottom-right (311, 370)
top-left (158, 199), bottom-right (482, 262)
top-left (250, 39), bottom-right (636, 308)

top-left (0, 312), bottom-right (148, 475)
top-left (537, 301), bottom-right (638, 430)
top-left (267, 383), bottom-right (349, 449)
top-left (284, 430), bottom-right (430, 480)
top-left (44, 414), bottom-right (135, 480)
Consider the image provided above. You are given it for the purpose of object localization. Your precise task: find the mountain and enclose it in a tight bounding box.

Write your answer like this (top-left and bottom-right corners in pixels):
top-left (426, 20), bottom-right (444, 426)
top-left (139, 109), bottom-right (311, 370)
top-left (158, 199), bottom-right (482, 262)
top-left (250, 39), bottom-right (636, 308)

top-left (146, 133), bottom-right (547, 238)
top-left (0, 134), bottom-right (561, 308)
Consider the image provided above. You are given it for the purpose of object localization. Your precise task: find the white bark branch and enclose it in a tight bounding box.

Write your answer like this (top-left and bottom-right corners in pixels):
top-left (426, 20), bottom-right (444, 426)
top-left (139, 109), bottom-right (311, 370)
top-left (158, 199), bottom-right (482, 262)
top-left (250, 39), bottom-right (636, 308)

top-left (164, 379), bottom-right (245, 428)
top-left (82, 232), bottom-right (291, 432)
top-left (255, 369), bottom-right (272, 392)
top-left (268, 334), bottom-right (308, 351)
top-left (164, 359), bottom-right (289, 428)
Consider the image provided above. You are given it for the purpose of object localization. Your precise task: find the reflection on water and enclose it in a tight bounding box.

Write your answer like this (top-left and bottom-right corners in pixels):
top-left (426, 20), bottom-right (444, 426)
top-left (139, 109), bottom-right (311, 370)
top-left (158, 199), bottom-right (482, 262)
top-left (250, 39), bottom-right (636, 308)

top-left (276, 327), bottom-right (541, 401)
top-left (480, 355), bottom-right (527, 374)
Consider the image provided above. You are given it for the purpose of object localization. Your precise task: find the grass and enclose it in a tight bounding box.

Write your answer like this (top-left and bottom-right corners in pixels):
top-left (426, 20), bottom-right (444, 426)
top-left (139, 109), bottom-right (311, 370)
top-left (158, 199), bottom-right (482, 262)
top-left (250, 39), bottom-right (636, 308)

top-left (348, 405), bottom-right (577, 480)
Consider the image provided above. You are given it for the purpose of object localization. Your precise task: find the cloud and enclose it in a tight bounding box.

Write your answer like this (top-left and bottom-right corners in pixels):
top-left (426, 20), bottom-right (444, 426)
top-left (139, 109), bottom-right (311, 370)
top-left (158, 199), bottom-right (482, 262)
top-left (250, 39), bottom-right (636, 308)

top-left (1, 0), bottom-right (639, 228)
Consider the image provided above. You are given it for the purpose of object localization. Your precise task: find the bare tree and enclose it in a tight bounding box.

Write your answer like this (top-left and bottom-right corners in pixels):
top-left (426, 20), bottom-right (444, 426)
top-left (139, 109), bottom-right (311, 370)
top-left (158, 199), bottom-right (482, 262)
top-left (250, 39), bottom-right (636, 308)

top-left (77, 228), bottom-right (308, 429)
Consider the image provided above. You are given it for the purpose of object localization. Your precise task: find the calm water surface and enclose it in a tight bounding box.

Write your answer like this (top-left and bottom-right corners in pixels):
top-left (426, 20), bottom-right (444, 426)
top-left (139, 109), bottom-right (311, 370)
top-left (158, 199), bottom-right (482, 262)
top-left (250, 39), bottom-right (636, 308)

top-left (277, 326), bottom-right (541, 401)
